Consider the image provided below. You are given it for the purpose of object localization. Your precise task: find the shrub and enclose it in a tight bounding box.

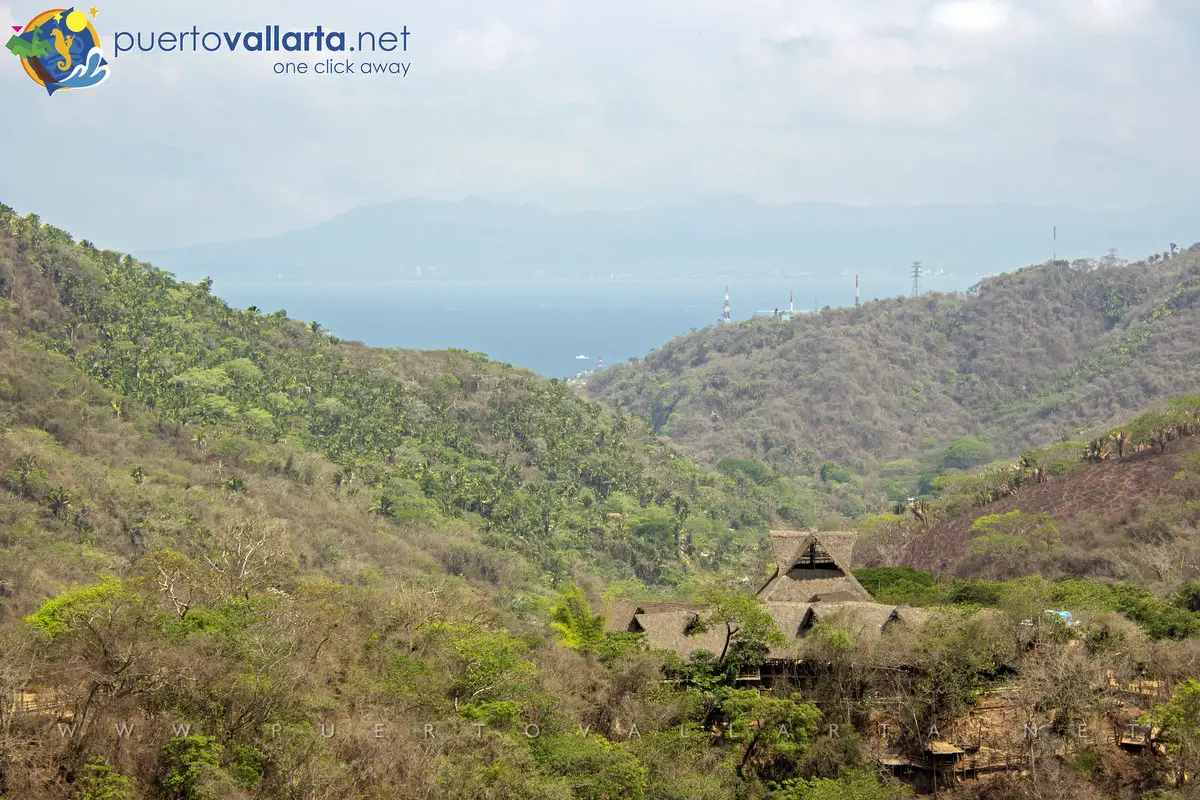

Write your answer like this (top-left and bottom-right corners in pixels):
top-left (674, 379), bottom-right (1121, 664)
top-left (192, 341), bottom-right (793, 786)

top-left (531, 733), bottom-right (649, 800)
top-left (161, 735), bottom-right (224, 800)
top-left (74, 757), bottom-right (135, 800)
top-left (716, 457), bottom-right (775, 486)
top-left (818, 461), bottom-right (859, 486)
top-left (941, 437), bottom-right (994, 470)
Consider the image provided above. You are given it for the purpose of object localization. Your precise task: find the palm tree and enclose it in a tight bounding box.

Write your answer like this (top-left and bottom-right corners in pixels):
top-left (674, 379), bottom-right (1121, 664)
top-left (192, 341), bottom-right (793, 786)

top-left (907, 499), bottom-right (931, 523)
top-left (1020, 453), bottom-right (1048, 483)
top-left (1110, 429), bottom-right (1132, 460)
top-left (371, 495), bottom-right (395, 517)
top-left (1083, 438), bottom-right (1111, 463)
top-left (47, 486), bottom-right (72, 518)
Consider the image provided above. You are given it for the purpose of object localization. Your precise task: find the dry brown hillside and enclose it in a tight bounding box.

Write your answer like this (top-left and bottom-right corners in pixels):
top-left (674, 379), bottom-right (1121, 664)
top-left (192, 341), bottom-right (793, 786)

top-left (892, 437), bottom-right (1200, 583)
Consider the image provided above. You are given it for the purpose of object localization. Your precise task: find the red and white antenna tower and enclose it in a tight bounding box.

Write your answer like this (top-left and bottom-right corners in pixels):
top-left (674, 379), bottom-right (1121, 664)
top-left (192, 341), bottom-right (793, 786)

top-left (855, 274), bottom-right (860, 307)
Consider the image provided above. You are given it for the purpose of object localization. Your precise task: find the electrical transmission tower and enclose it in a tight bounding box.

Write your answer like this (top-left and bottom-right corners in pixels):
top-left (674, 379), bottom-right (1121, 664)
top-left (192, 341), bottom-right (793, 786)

top-left (911, 261), bottom-right (923, 296)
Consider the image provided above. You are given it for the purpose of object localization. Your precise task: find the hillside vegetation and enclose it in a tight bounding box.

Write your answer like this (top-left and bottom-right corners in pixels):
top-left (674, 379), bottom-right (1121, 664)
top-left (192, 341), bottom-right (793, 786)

top-left (0, 205), bottom-right (849, 799)
top-left (587, 249), bottom-right (1200, 488)
top-left (3, 205), bottom-right (1200, 800)
top-left (0, 206), bottom-right (810, 594)
top-left (853, 396), bottom-right (1200, 592)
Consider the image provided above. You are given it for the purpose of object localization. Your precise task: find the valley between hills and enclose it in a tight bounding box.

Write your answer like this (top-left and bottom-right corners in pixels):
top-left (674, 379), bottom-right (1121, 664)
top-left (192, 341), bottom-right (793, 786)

top-left (1, 204), bottom-right (1200, 800)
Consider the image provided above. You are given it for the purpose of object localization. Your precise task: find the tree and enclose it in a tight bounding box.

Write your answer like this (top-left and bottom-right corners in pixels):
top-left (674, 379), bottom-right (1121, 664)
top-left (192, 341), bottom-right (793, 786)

top-left (692, 590), bottom-right (785, 665)
top-left (548, 582), bottom-right (605, 653)
top-left (222, 357), bottom-right (262, 387)
top-left (1109, 428), bottom-right (1132, 459)
top-left (819, 460), bottom-right (859, 486)
top-left (716, 457), bottom-right (775, 486)
top-left (966, 512), bottom-right (1060, 579)
top-left (46, 485), bottom-right (73, 517)
top-left (716, 686), bottom-right (821, 779)
top-left (4, 454), bottom-right (47, 499)
top-left (132, 550), bottom-right (214, 620)
top-left (531, 733), bottom-right (648, 800)
top-left (1082, 437), bottom-right (1111, 463)
top-left (941, 437), bottom-right (994, 470)
top-left (24, 577), bottom-right (139, 641)
top-left (775, 768), bottom-right (912, 800)
top-left (161, 735), bottom-right (225, 800)
top-left (1130, 409), bottom-right (1188, 454)
top-left (24, 578), bottom-right (158, 736)
top-left (74, 756), bottom-right (135, 800)
top-left (969, 510), bottom-right (1058, 542)
top-left (1172, 582), bottom-right (1200, 613)
top-left (426, 623), bottom-right (537, 706)
top-left (201, 516), bottom-right (288, 602)
top-left (1143, 678), bottom-right (1200, 786)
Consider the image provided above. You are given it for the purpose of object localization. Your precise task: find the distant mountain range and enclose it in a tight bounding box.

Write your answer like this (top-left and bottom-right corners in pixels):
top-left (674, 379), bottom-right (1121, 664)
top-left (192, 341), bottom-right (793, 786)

top-left (139, 196), bottom-right (1200, 284)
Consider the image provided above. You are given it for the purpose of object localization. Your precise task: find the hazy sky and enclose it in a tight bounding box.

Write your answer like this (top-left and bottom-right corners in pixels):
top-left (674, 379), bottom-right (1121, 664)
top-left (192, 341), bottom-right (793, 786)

top-left (2, 0), bottom-right (1198, 250)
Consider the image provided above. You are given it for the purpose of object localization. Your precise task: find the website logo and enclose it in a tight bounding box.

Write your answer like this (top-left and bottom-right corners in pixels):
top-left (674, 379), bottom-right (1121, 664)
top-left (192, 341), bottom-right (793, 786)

top-left (6, 6), bottom-right (108, 96)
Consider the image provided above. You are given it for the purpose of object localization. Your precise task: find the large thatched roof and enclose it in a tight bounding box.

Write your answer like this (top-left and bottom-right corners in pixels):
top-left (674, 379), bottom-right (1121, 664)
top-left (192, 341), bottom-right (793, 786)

top-left (758, 530), bottom-right (873, 603)
top-left (764, 602), bottom-right (813, 639)
top-left (602, 530), bottom-right (925, 663)
top-left (769, 530), bottom-right (857, 570)
top-left (892, 605), bottom-right (928, 626)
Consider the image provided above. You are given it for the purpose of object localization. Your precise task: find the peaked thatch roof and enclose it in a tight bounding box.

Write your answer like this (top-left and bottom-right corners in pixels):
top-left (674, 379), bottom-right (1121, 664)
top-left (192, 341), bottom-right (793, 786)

top-left (761, 602), bottom-right (812, 660)
top-left (760, 577), bottom-right (869, 604)
top-left (600, 529), bottom-right (929, 664)
top-left (769, 530), bottom-right (857, 570)
top-left (604, 599), bottom-right (702, 633)
top-left (758, 530), bottom-right (873, 603)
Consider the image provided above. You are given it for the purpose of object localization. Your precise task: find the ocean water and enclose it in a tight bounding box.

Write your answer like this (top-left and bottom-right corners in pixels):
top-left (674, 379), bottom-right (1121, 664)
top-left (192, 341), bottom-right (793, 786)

top-left (213, 277), bottom-right (930, 378)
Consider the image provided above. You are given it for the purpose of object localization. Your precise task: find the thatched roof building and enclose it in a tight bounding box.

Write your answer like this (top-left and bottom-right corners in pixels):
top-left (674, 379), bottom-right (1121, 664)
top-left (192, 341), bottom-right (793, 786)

top-left (802, 601), bottom-right (900, 637)
top-left (604, 530), bottom-right (922, 663)
top-left (604, 599), bottom-right (701, 634)
top-left (628, 610), bottom-right (729, 659)
top-left (758, 531), bottom-right (874, 603)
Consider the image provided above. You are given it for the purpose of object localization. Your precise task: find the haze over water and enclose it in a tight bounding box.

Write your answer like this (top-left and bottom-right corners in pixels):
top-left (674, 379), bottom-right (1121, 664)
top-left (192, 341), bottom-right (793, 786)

top-left (213, 275), bottom-right (963, 378)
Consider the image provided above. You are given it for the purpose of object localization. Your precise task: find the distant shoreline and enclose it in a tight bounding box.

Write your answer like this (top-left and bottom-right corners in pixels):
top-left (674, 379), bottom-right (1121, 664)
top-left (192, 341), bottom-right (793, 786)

top-left (211, 274), bottom-right (822, 288)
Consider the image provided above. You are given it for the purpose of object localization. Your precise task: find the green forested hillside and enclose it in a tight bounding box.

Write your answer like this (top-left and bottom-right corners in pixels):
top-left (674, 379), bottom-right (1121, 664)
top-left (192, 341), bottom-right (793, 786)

top-left (0, 204), bottom-right (930, 800)
top-left (0, 205), bottom-right (797, 592)
top-left (4, 205), bottom-right (1200, 800)
top-left (587, 250), bottom-right (1200, 483)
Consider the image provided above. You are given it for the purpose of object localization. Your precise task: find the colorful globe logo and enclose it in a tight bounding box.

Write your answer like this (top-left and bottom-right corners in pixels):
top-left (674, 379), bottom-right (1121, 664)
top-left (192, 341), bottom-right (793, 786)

top-left (6, 7), bottom-right (108, 95)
